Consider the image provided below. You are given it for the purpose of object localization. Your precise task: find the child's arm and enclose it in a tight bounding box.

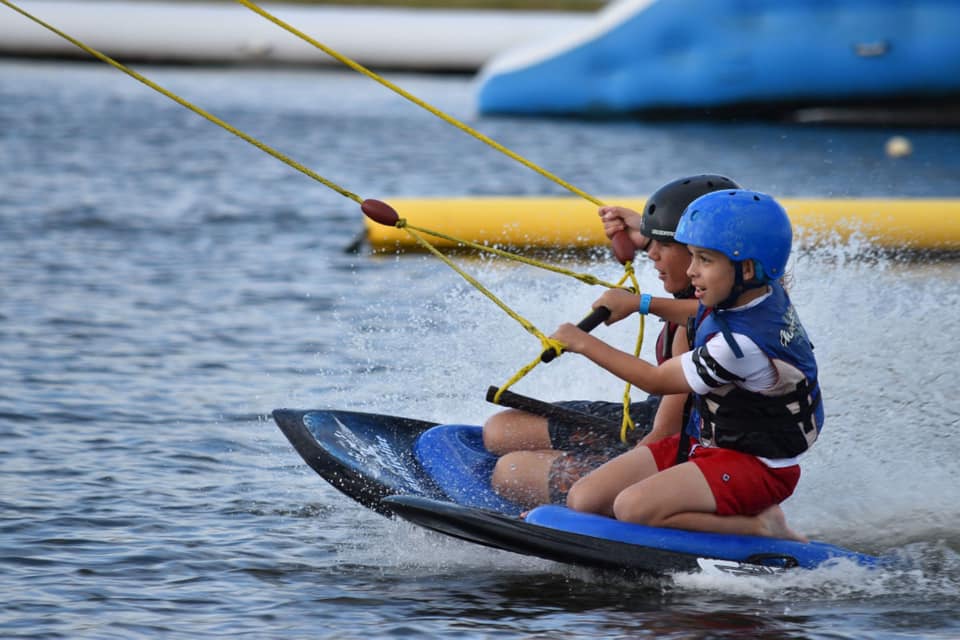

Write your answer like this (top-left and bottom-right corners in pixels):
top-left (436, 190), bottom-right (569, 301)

top-left (593, 289), bottom-right (698, 326)
top-left (638, 392), bottom-right (686, 446)
top-left (647, 297), bottom-right (698, 325)
top-left (638, 323), bottom-right (692, 445)
top-left (551, 324), bottom-right (691, 396)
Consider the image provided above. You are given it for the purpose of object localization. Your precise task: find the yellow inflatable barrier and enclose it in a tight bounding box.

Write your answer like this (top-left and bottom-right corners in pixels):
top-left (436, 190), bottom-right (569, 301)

top-left (365, 197), bottom-right (960, 252)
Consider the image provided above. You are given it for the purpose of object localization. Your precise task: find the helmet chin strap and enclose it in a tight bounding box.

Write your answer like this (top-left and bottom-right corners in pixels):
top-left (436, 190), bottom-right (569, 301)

top-left (716, 261), bottom-right (766, 309)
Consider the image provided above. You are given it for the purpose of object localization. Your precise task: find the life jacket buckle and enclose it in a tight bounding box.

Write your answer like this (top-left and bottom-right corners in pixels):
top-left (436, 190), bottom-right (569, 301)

top-left (698, 418), bottom-right (713, 447)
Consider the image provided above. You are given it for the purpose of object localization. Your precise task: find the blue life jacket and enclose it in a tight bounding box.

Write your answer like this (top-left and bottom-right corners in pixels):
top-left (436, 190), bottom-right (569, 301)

top-left (684, 283), bottom-right (824, 459)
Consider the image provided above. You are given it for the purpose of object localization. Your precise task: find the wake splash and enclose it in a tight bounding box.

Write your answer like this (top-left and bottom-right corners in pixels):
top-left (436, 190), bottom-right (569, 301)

top-left (670, 539), bottom-right (960, 602)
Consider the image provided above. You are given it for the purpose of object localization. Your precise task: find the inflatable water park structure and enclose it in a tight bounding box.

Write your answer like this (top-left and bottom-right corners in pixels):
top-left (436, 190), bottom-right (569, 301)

top-left (477, 0), bottom-right (960, 118)
top-left (0, 0), bottom-right (585, 71)
top-left (7, 0), bottom-right (960, 114)
top-left (363, 196), bottom-right (960, 253)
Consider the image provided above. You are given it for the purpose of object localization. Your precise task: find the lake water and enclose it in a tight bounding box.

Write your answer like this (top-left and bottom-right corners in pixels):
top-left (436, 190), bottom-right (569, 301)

top-left (1, 59), bottom-right (959, 639)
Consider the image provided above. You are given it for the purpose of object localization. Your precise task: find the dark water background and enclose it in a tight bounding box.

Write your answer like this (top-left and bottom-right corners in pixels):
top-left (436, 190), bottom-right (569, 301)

top-left (1, 59), bottom-right (959, 639)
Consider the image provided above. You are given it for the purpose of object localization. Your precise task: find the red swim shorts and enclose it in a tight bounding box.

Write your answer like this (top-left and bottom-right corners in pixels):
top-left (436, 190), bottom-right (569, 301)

top-left (646, 434), bottom-right (801, 516)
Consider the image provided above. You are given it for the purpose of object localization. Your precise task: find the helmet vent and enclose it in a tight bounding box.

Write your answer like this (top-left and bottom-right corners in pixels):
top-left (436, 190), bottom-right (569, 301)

top-left (647, 204), bottom-right (656, 215)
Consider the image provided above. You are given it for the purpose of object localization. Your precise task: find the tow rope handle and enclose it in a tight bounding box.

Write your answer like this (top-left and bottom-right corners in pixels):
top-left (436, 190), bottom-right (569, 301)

top-left (540, 306), bottom-right (611, 363)
top-left (485, 385), bottom-right (619, 431)
top-left (539, 230), bottom-right (635, 363)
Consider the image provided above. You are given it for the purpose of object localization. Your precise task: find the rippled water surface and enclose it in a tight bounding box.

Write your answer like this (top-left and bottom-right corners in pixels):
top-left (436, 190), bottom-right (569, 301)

top-left (1, 60), bottom-right (959, 639)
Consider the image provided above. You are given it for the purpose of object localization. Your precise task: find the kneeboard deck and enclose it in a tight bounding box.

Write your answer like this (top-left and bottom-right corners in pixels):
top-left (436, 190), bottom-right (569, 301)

top-left (273, 409), bottom-right (522, 515)
top-left (273, 408), bottom-right (445, 515)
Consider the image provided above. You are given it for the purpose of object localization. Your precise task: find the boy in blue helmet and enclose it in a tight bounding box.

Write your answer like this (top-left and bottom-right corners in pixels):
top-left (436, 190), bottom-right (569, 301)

top-left (556, 190), bottom-right (821, 540)
top-left (483, 175), bottom-right (739, 509)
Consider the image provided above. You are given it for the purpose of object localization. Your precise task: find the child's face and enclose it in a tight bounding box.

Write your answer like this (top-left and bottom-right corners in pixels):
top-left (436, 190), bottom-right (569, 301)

top-left (686, 246), bottom-right (735, 306)
top-left (647, 240), bottom-right (693, 295)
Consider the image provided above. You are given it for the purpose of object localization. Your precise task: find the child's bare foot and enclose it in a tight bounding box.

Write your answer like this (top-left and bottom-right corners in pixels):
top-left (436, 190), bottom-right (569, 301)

top-left (757, 505), bottom-right (808, 542)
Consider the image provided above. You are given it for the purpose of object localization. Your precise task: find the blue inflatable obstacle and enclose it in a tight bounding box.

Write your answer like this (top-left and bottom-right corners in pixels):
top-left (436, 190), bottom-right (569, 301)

top-left (273, 409), bottom-right (881, 576)
top-left (476, 0), bottom-right (960, 117)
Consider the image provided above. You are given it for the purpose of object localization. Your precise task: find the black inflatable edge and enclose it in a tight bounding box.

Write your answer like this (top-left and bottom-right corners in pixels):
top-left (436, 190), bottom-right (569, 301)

top-left (383, 495), bottom-right (703, 575)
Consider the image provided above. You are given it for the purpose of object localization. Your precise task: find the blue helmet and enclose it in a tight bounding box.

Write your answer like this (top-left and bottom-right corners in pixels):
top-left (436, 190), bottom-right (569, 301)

top-left (675, 190), bottom-right (792, 282)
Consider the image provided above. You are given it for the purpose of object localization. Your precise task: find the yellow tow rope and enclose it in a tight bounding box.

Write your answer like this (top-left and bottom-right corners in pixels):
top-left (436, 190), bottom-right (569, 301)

top-left (234, 0), bottom-right (605, 208)
top-left (4, 0), bottom-right (646, 429)
top-left (233, 0), bottom-right (648, 426)
top-left (0, 0), bottom-right (362, 205)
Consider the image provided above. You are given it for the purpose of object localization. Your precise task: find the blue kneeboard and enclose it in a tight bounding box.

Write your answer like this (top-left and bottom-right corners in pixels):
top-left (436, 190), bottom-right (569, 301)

top-left (274, 410), bottom-right (879, 575)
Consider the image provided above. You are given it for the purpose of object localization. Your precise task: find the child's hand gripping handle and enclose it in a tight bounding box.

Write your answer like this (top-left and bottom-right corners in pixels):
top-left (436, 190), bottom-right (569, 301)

top-left (540, 306), bottom-right (611, 363)
top-left (538, 227), bottom-right (630, 362)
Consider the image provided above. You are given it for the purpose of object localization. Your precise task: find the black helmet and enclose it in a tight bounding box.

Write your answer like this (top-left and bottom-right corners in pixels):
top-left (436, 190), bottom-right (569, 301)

top-left (640, 174), bottom-right (741, 243)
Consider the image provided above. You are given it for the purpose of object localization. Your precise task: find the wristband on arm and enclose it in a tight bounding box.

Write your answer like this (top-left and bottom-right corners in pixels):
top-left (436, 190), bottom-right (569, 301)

top-left (638, 293), bottom-right (652, 315)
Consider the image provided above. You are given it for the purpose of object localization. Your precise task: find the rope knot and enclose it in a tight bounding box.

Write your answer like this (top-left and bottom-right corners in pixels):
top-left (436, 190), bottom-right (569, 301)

top-left (540, 337), bottom-right (565, 359)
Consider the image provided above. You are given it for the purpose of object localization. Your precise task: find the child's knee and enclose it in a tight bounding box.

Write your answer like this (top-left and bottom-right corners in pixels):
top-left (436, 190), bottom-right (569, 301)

top-left (482, 412), bottom-right (510, 453)
top-left (489, 454), bottom-right (517, 490)
top-left (483, 409), bottom-right (545, 454)
top-left (566, 476), bottom-right (602, 513)
top-left (612, 495), bottom-right (650, 525)
top-left (611, 486), bottom-right (662, 525)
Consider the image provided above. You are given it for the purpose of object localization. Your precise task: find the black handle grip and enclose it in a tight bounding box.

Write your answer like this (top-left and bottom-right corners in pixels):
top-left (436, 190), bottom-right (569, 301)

top-left (485, 386), bottom-right (619, 431)
top-left (540, 306), bottom-right (611, 363)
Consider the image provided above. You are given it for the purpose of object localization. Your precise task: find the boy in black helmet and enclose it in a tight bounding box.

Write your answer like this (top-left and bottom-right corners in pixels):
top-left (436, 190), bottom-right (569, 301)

top-left (483, 175), bottom-right (741, 509)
